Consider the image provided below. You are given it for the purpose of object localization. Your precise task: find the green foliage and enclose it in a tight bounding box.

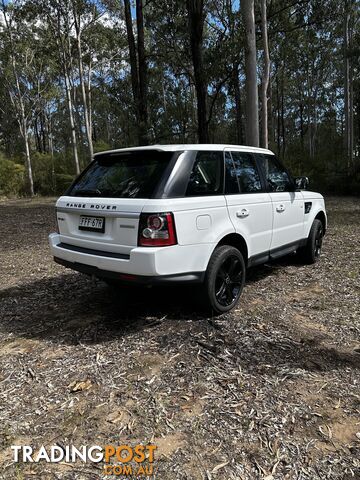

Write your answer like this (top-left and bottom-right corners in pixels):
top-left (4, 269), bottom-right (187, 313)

top-left (55, 173), bottom-right (75, 195)
top-left (32, 152), bottom-right (55, 195)
top-left (0, 154), bottom-right (25, 196)
top-left (93, 140), bottom-right (111, 153)
top-left (15, 152), bottom-right (77, 196)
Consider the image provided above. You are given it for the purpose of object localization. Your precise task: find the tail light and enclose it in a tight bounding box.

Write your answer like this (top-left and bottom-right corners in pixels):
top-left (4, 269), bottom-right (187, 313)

top-left (138, 212), bottom-right (177, 247)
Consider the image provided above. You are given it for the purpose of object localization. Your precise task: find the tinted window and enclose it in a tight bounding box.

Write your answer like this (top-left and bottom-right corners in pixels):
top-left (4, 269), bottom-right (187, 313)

top-left (186, 151), bottom-right (223, 196)
top-left (256, 154), bottom-right (293, 192)
top-left (69, 152), bottom-right (172, 198)
top-left (229, 152), bottom-right (262, 193)
top-left (224, 151), bottom-right (240, 193)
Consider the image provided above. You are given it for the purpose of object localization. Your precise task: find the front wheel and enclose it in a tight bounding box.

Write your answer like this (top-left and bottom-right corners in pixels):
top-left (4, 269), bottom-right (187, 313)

top-left (203, 245), bottom-right (246, 314)
top-left (298, 219), bottom-right (324, 264)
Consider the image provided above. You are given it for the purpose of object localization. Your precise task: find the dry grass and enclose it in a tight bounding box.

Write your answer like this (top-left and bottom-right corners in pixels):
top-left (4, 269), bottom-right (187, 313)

top-left (0, 196), bottom-right (359, 479)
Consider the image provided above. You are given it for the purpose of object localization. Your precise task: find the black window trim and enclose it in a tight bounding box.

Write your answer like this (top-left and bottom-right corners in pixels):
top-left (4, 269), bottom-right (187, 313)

top-left (223, 149), bottom-right (266, 195)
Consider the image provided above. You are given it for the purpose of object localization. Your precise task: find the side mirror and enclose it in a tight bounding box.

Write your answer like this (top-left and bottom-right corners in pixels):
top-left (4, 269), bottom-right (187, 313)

top-left (294, 176), bottom-right (309, 190)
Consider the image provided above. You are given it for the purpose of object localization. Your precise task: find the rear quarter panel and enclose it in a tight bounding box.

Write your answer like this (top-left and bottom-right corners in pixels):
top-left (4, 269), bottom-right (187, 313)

top-left (142, 196), bottom-right (235, 246)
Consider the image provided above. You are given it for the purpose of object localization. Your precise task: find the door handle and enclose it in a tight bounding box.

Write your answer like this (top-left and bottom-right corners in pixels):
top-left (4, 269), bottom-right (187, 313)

top-left (276, 204), bottom-right (285, 213)
top-left (236, 208), bottom-right (249, 218)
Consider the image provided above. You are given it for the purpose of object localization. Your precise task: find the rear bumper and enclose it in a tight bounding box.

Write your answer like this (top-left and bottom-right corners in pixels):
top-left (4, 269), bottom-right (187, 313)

top-left (54, 256), bottom-right (204, 284)
top-left (49, 233), bottom-right (210, 283)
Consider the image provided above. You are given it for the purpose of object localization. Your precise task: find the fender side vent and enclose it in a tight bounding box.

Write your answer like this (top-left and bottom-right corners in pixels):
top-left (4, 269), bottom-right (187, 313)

top-left (304, 202), bottom-right (312, 214)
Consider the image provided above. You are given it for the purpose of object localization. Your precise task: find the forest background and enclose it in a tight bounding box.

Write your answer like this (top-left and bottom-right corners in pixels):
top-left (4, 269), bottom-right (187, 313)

top-left (0, 0), bottom-right (359, 197)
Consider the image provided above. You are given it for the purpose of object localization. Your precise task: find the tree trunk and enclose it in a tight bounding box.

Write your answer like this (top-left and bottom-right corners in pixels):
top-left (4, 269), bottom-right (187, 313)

top-left (135, 0), bottom-right (148, 145)
top-left (349, 64), bottom-right (354, 167)
top-left (260, 0), bottom-right (270, 149)
top-left (64, 66), bottom-right (80, 175)
top-left (124, 0), bottom-right (149, 145)
top-left (186, 0), bottom-right (209, 143)
top-left (276, 72), bottom-right (281, 156)
top-left (41, 112), bottom-right (47, 153)
top-left (34, 118), bottom-right (41, 153)
top-left (268, 73), bottom-right (275, 146)
top-left (74, 9), bottom-right (94, 159)
top-left (87, 61), bottom-right (93, 151)
top-left (281, 64), bottom-right (285, 159)
top-left (344, 1), bottom-right (352, 170)
top-left (23, 122), bottom-right (34, 196)
top-left (232, 64), bottom-right (243, 144)
top-left (299, 100), bottom-right (305, 152)
top-left (349, 8), bottom-right (354, 168)
top-left (48, 3), bottom-right (80, 175)
top-left (47, 110), bottom-right (55, 193)
top-left (306, 68), bottom-right (312, 159)
top-left (124, 0), bottom-right (139, 101)
top-left (241, 0), bottom-right (259, 147)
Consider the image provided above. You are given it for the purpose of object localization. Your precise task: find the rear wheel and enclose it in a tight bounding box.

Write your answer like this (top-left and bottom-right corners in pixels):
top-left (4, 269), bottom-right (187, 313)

top-left (203, 245), bottom-right (246, 314)
top-left (298, 219), bottom-right (324, 264)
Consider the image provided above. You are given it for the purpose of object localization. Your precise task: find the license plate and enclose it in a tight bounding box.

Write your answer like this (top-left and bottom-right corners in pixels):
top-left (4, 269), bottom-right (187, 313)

top-left (79, 216), bottom-right (105, 232)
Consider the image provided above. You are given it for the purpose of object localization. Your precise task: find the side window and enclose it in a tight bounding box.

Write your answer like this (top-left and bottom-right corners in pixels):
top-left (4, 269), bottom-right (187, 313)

top-left (231, 151), bottom-right (262, 193)
top-left (186, 151), bottom-right (223, 196)
top-left (224, 151), bottom-right (240, 194)
top-left (256, 154), bottom-right (293, 192)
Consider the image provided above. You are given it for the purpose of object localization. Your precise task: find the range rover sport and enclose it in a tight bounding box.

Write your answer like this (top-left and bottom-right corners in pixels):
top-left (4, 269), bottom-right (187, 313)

top-left (49, 145), bottom-right (327, 313)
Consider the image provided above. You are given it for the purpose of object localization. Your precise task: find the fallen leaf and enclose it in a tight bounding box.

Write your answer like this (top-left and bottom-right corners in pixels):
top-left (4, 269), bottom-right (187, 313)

top-left (211, 461), bottom-right (229, 473)
top-left (107, 410), bottom-right (124, 424)
top-left (69, 379), bottom-right (92, 392)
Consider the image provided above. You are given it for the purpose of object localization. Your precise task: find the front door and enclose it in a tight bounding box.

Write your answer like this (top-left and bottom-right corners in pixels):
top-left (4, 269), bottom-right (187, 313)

top-left (254, 153), bottom-right (305, 254)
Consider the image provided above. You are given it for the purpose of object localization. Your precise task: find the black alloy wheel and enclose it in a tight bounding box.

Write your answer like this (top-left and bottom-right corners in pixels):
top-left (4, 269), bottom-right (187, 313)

top-left (215, 255), bottom-right (243, 307)
top-left (298, 218), bottom-right (324, 264)
top-left (204, 245), bottom-right (246, 314)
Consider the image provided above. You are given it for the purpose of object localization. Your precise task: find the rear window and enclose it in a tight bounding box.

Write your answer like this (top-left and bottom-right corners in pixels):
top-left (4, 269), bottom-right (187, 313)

top-left (68, 151), bottom-right (173, 198)
top-left (186, 151), bottom-right (224, 196)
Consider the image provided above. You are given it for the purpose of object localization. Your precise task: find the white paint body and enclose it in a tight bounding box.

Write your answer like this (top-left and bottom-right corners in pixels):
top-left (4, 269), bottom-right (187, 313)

top-left (49, 144), bottom-right (327, 279)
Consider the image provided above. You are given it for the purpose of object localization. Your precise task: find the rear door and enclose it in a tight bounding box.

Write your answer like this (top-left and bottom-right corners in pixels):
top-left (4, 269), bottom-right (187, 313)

top-left (254, 153), bottom-right (304, 254)
top-left (224, 149), bottom-right (272, 260)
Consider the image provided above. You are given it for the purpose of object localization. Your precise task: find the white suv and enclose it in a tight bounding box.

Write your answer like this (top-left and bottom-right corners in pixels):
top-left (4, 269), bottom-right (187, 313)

top-left (49, 144), bottom-right (326, 313)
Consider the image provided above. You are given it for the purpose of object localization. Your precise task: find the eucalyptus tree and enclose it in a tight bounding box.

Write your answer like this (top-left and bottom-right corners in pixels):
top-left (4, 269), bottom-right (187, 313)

top-left (241, 0), bottom-right (259, 147)
top-left (72, 0), bottom-right (104, 159)
top-left (343, 0), bottom-right (357, 169)
top-left (186, 0), bottom-right (209, 142)
top-left (0, 0), bottom-right (38, 194)
top-left (123, 0), bottom-right (148, 145)
top-left (44, 0), bottom-right (81, 174)
top-left (260, 0), bottom-right (270, 149)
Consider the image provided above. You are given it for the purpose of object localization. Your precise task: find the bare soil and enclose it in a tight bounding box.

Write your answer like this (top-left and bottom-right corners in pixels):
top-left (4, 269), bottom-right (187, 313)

top-left (0, 196), bottom-right (359, 479)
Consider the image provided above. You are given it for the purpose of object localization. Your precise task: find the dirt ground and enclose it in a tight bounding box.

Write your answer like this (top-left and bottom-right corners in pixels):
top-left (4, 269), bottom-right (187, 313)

top-left (0, 196), bottom-right (359, 480)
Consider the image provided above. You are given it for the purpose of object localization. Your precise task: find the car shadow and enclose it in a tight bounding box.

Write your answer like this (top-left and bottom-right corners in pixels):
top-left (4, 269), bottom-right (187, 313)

top-left (0, 259), bottom-right (358, 373)
top-left (0, 272), bottom-right (206, 342)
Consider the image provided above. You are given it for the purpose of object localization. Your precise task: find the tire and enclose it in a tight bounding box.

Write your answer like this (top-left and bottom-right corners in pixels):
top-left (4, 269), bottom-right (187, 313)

top-left (203, 245), bottom-right (246, 314)
top-left (298, 219), bottom-right (324, 264)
